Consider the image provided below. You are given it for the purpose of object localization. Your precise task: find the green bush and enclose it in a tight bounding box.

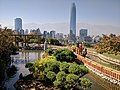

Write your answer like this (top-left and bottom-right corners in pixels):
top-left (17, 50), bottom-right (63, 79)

top-left (33, 71), bottom-right (44, 80)
top-left (26, 56), bottom-right (57, 80)
top-left (56, 71), bottom-right (66, 81)
top-left (43, 68), bottom-right (50, 75)
top-left (59, 62), bottom-right (69, 73)
top-left (66, 74), bottom-right (79, 84)
top-left (46, 49), bottom-right (54, 56)
top-left (45, 61), bottom-right (60, 73)
top-left (46, 71), bottom-right (56, 82)
top-left (68, 64), bottom-right (81, 75)
top-left (79, 65), bottom-right (89, 75)
top-left (53, 48), bottom-right (77, 62)
top-left (26, 48), bottom-right (91, 89)
top-left (79, 78), bottom-right (92, 89)
top-left (53, 80), bottom-right (62, 88)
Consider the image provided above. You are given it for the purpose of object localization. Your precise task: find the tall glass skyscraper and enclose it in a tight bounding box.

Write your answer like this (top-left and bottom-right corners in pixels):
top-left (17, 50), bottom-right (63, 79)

top-left (15, 18), bottom-right (22, 34)
top-left (70, 3), bottom-right (76, 42)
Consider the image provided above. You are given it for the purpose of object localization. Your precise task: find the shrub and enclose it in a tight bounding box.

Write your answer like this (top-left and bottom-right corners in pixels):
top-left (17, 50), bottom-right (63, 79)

top-left (59, 62), bottom-right (69, 73)
top-left (45, 61), bottom-right (60, 73)
top-left (79, 78), bottom-right (92, 89)
top-left (46, 49), bottom-right (54, 56)
top-left (26, 56), bottom-right (57, 80)
top-left (46, 71), bottom-right (56, 82)
top-left (35, 56), bottom-right (56, 68)
top-left (56, 71), bottom-right (66, 81)
top-left (66, 74), bottom-right (79, 84)
top-left (43, 68), bottom-right (50, 75)
top-left (53, 48), bottom-right (77, 62)
top-left (53, 80), bottom-right (62, 88)
top-left (79, 65), bottom-right (89, 75)
top-left (26, 49), bottom-right (90, 89)
top-left (33, 71), bottom-right (44, 80)
top-left (68, 64), bottom-right (81, 75)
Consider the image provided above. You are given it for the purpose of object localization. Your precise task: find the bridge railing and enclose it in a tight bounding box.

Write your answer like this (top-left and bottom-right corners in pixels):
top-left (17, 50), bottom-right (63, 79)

top-left (73, 48), bottom-right (120, 81)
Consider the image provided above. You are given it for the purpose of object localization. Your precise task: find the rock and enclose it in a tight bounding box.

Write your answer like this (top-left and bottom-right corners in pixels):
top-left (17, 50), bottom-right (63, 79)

top-left (14, 74), bottom-right (61, 90)
top-left (30, 88), bottom-right (35, 90)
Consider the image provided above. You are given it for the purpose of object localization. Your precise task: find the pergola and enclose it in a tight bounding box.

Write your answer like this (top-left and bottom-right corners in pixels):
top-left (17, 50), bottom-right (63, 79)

top-left (12, 34), bottom-right (42, 47)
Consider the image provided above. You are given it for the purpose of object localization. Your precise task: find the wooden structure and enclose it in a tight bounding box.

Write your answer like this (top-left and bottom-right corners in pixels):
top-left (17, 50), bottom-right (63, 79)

top-left (74, 48), bottom-right (120, 81)
top-left (12, 34), bottom-right (42, 47)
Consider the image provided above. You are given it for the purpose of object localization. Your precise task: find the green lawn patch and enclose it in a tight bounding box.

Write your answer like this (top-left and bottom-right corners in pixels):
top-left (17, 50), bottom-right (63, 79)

top-left (102, 53), bottom-right (120, 60)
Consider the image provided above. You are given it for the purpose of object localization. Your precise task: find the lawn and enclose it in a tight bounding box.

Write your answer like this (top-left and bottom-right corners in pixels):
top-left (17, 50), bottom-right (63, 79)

top-left (102, 53), bottom-right (120, 60)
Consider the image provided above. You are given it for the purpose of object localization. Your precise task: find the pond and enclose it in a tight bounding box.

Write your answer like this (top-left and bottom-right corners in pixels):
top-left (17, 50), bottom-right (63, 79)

top-left (3, 51), bottom-right (42, 90)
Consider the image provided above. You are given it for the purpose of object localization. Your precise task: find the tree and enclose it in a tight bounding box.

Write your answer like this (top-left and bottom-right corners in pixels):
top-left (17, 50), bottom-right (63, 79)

top-left (83, 42), bottom-right (93, 48)
top-left (53, 48), bottom-right (77, 62)
top-left (47, 38), bottom-right (62, 45)
top-left (0, 27), bottom-right (17, 84)
top-left (95, 34), bottom-right (120, 55)
top-left (0, 28), bottom-right (14, 60)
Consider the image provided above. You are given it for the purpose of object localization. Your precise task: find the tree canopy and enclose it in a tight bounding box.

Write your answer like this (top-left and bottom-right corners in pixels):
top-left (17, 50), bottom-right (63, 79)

top-left (0, 27), bottom-right (17, 84)
top-left (53, 48), bottom-right (77, 62)
top-left (0, 27), bottom-right (15, 60)
top-left (95, 34), bottom-right (120, 55)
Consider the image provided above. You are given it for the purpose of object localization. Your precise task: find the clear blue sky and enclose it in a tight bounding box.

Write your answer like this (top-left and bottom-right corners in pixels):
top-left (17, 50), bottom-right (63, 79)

top-left (0, 0), bottom-right (120, 27)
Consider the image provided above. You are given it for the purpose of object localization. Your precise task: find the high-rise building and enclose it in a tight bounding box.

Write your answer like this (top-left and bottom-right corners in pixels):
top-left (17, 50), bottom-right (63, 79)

top-left (50, 31), bottom-right (55, 38)
top-left (56, 33), bottom-right (63, 40)
top-left (79, 29), bottom-right (88, 41)
top-left (46, 32), bottom-right (50, 38)
top-left (20, 29), bottom-right (24, 34)
top-left (15, 18), bottom-right (22, 34)
top-left (79, 29), bottom-right (88, 37)
top-left (25, 29), bottom-right (29, 34)
top-left (36, 28), bottom-right (41, 34)
top-left (70, 3), bottom-right (76, 42)
top-left (43, 31), bottom-right (48, 37)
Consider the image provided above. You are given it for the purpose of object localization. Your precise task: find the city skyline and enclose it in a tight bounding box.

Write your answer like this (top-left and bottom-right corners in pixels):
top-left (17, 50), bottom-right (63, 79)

top-left (0, 0), bottom-right (120, 35)
top-left (0, 0), bottom-right (120, 27)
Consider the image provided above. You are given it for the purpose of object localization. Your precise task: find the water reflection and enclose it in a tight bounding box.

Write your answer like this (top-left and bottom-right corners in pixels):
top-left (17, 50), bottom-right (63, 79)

top-left (4, 51), bottom-right (42, 90)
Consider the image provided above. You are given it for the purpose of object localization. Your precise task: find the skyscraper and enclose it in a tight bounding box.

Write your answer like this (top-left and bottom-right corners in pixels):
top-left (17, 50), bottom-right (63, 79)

top-left (50, 31), bottom-right (55, 38)
top-left (43, 31), bottom-right (48, 38)
top-left (70, 3), bottom-right (76, 42)
top-left (15, 18), bottom-right (22, 34)
top-left (79, 29), bottom-right (88, 41)
top-left (79, 29), bottom-right (88, 37)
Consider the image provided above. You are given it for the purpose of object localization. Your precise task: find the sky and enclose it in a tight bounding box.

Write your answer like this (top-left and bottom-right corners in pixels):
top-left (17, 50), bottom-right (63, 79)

top-left (0, 0), bottom-right (120, 28)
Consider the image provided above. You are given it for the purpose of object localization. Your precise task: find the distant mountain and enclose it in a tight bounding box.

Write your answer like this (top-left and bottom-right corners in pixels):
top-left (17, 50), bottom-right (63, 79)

top-left (7, 22), bottom-right (120, 36)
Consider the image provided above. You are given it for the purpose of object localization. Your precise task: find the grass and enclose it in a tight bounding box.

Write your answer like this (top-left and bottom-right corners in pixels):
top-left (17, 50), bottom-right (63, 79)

top-left (102, 53), bottom-right (120, 60)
